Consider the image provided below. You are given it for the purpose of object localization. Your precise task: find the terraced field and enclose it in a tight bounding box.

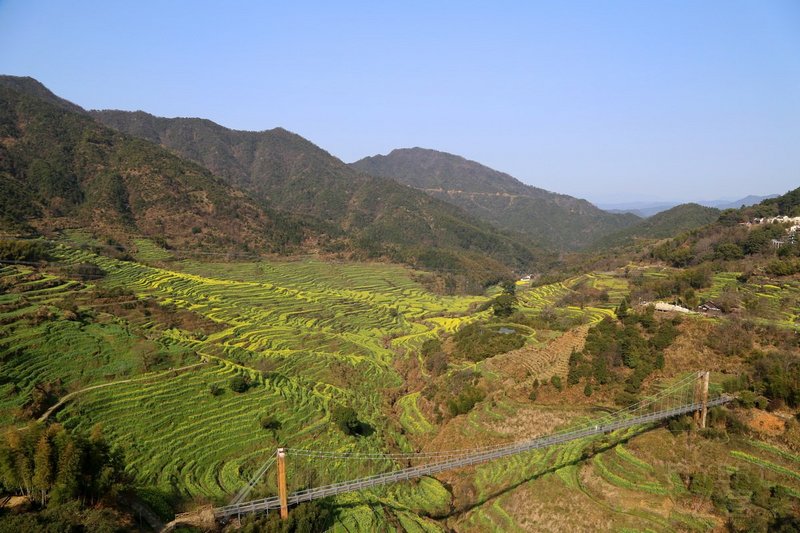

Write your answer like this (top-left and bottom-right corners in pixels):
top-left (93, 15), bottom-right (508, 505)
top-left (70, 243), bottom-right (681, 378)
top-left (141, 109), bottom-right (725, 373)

top-left (697, 271), bottom-right (800, 327)
top-left (481, 324), bottom-right (589, 384)
top-left (0, 265), bottom-right (153, 424)
top-left (453, 424), bottom-right (800, 533)
top-left (3, 242), bottom-right (485, 507)
top-left (58, 361), bottom-right (326, 499)
top-left (7, 242), bottom-right (797, 530)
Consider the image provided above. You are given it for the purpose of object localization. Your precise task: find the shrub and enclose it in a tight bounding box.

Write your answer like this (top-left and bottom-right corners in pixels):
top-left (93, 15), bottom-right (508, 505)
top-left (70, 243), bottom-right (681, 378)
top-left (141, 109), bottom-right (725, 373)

top-left (0, 239), bottom-right (50, 262)
top-left (259, 415), bottom-right (281, 431)
top-left (667, 415), bottom-right (694, 436)
top-left (453, 322), bottom-right (525, 362)
top-left (331, 406), bottom-right (372, 437)
top-left (491, 293), bottom-right (517, 317)
top-left (447, 385), bottom-right (485, 417)
top-left (229, 375), bottom-right (251, 393)
top-left (550, 375), bottom-right (563, 392)
top-left (71, 262), bottom-right (105, 281)
top-left (689, 472), bottom-right (714, 498)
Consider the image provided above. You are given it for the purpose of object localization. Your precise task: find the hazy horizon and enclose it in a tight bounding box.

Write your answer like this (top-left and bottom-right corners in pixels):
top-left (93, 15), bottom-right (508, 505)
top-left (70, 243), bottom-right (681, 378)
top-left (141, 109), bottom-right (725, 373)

top-left (1, 0), bottom-right (797, 203)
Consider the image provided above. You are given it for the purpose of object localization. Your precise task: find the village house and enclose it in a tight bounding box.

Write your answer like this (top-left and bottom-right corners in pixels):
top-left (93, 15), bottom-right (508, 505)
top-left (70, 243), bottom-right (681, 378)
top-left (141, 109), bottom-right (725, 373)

top-left (697, 301), bottom-right (722, 314)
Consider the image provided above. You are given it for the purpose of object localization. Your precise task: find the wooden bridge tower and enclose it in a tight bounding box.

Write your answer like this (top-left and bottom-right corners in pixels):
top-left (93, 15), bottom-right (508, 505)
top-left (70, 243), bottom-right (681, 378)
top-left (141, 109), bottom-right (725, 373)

top-left (277, 448), bottom-right (288, 520)
top-left (693, 371), bottom-right (710, 429)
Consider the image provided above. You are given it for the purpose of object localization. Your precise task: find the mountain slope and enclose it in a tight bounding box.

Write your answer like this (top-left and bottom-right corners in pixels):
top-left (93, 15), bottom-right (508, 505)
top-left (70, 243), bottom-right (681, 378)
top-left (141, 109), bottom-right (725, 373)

top-left (0, 83), bottom-right (306, 252)
top-left (0, 75), bottom-right (87, 115)
top-left (645, 186), bottom-right (800, 269)
top-left (593, 203), bottom-right (721, 249)
top-left (350, 148), bottom-right (640, 250)
top-left (704, 194), bottom-right (778, 210)
top-left (90, 109), bottom-right (544, 287)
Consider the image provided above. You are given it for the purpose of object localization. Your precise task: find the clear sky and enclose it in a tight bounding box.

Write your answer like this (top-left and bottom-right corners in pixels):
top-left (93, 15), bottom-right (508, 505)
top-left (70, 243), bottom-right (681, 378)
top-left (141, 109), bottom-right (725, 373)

top-left (1, 1), bottom-right (798, 203)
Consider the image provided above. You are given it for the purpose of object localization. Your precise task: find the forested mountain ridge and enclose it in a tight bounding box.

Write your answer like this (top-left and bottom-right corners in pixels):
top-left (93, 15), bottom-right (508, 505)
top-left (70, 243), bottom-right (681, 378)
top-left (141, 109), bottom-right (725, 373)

top-left (592, 203), bottom-right (721, 249)
top-left (0, 75), bottom-right (87, 115)
top-left (350, 147), bottom-right (641, 250)
top-left (649, 187), bottom-right (800, 273)
top-left (90, 108), bottom-right (546, 288)
top-left (0, 83), bottom-right (306, 252)
top-left (0, 76), bottom-right (544, 289)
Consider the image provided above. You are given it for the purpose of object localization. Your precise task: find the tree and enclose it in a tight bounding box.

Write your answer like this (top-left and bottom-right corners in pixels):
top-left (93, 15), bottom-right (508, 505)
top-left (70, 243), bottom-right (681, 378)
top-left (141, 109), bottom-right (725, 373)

top-left (615, 298), bottom-right (629, 320)
top-left (32, 434), bottom-right (53, 505)
top-left (259, 415), bottom-right (281, 431)
top-left (51, 440), bottom-right (80, 505)
top-left (492, 293), bottom-right (517, 318)
top-left (331, 406), bottom-right (372, 437)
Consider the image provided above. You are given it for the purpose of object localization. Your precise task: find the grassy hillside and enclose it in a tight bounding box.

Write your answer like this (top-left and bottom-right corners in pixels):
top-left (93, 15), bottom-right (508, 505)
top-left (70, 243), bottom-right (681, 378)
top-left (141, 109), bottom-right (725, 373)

top-left (351, 147), bottom-right (641, 250)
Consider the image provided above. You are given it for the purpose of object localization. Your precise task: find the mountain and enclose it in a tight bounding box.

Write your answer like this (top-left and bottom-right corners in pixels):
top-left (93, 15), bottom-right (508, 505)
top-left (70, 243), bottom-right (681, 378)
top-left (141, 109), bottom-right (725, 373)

top-left (599, 195), bottom-right (777, 218)
top-left (350, 148), bottom-right (640, 250)
top-left (593, 203), bottom-right (721, 249)
top-left (647, 187), bottom-right (800, 269)
top-left (0, 81), bottom-right (305, 252)
top-left (88, 108), bottom-right (543, 287)
top-left (702, 194), bottom-right (778, 210)
top-left (597, 201), bottom-right (680, 218)
top-left (0, 75), bottom-right (87, 115)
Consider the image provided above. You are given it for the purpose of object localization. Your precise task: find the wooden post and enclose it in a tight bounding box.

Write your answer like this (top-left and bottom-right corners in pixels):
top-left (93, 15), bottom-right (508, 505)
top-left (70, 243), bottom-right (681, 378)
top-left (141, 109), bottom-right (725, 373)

top-left (693, 372), bottom-right (702, 426)
top-left (700, 371), bottom-right (710, 429)
top-left (277, 448), bottom-right (288, 520)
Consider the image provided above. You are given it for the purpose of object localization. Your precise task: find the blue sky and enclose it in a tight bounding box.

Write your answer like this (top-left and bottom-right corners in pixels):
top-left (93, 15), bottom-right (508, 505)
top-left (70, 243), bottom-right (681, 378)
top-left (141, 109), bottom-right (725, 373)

top-left (1, 1), bottom-right (798, 203)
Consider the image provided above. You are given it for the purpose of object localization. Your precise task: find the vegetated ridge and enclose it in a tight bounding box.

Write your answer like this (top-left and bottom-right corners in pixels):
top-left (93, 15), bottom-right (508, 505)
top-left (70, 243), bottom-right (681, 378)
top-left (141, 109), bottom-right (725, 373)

top-left (90, 108), bottom-right (545, 288)
top-left (0, 79), bottom-right (305, 253)
top-left (592, 203), bottom-right (721, 249)
top-left (0, 76), bottom-right (543, 288)
top-left (601, 194), bottom-right (775, 218)
top-left (350, 147), bottom-right (641, 250)
top-left (648, 186), bottom-right (800, 273)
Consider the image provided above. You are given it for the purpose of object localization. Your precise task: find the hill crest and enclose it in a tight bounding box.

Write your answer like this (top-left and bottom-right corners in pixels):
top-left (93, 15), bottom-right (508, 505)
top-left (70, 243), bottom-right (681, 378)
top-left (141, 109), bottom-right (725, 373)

top-left (351, 147), bottom-right (640, 250)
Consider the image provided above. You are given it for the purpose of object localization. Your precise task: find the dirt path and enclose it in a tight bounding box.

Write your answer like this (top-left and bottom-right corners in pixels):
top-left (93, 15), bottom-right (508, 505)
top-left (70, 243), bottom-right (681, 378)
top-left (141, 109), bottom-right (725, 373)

top-left (36, 361), bottom-right (208, 423)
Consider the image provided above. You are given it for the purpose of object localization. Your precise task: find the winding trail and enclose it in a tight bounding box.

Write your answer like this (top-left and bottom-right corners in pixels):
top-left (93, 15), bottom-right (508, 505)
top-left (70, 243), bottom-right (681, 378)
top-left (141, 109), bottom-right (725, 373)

top-left (36, 361), bottom-right (208, 423)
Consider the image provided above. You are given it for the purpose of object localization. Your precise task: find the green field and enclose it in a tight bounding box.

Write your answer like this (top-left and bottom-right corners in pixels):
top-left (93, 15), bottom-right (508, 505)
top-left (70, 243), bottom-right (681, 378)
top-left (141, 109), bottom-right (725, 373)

top-left (3, 243), bottom-right (799, 531)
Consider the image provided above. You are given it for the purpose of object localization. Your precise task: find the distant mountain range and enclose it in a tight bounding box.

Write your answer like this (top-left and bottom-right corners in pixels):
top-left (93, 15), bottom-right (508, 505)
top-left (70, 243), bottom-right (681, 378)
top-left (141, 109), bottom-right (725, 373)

top-left (599, 195), bottom-right (777, 218)
top-left (351, 148), bottom-right (640, 250)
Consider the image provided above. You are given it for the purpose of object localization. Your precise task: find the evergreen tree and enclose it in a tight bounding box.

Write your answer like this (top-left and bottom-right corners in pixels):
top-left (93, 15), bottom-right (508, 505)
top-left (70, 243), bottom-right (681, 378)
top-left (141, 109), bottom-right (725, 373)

top-left (615, 298), bottom-right (629, 320)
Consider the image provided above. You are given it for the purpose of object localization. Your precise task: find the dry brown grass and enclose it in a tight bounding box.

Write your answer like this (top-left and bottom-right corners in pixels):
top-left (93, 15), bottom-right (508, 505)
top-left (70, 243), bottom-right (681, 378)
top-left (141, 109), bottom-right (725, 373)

top-left (658, 317), bottom-right (746, 380)
top-left (484, 325), bottom-right (589, 383)
top-left (744, 409), bottom-right (786, 437)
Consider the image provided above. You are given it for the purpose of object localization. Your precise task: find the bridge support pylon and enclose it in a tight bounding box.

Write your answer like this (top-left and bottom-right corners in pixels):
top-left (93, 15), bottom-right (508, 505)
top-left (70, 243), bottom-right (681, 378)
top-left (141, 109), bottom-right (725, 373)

top-left (693, 371), bottom-right (710, 429)
top-left (277, 448), bottom-right (288, 520)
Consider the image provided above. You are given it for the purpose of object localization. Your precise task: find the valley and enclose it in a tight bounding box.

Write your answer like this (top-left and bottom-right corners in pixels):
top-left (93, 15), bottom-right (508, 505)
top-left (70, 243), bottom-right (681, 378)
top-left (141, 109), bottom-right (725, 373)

top-left (3, 229), bottom-right (800, 531)
top-left (0, 74), bottom-right (798, 532)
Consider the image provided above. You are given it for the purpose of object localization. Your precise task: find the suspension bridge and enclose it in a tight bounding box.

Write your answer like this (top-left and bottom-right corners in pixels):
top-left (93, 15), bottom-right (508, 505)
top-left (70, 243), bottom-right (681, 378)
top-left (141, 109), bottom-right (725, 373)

top-left (182, 371), bottom-right (731, 523)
